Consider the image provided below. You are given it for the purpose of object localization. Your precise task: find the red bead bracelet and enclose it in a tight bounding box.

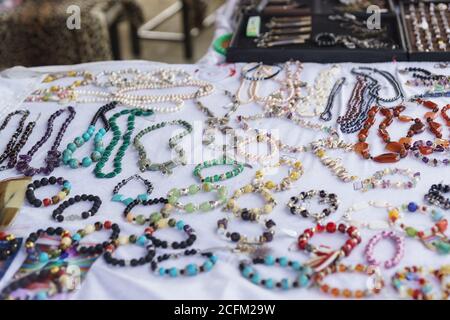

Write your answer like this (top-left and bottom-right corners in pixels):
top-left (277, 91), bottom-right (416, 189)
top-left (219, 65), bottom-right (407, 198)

top-left (297, 222), bottom-right (361, 272)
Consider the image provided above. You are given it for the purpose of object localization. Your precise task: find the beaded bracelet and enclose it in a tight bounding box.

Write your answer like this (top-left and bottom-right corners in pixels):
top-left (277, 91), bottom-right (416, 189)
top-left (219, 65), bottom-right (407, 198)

top-left (392, 266), bottom-right (436, 300)
top-left (152, 249), bottom-right (218, 277)
top-left (287, 190), bottom-right (339, 222)
top-left (310, 137), bottom-right (359, 183)
top-left (71, 221), bottom-right (120, 256)
top-left (103, 234), bottom-right (156, 267)
top-left (297, 222), bottom-right (361, 272)
top-left (343, 200), bottom-right (400, 230)
top-left (253, 157), bottom-right (304, 192)
top-left (239, 255), bottom-right (313, 290)
top-left (134, 120), bottom-right (192, 175)
top-left (26, 176), bottom-right (71, 208)
top-left (314, 264), bottom-right (385, 299)
top-left (193, 157), bottom-right (244, 183)
top-left (123, 197), bottom-right (171, 225)
top-left (434, 265), bottom-right (450, 300)
top-left (111, 174), bottom-right (154, 206)
top-left (0, 232), bottom-right (20, 261)
top-left (410, 140), bottom-right (450, 167)
top-left (425, 183), bottom-right (450, 210)
top-left (353, 168), bottom-right (421, 192)
top-left (398, 201), bottom-right (449, 254)
top-left (0, 265), bottom-right (69, 300)
top-left (145, 218), bottom-right (197, 250)
top-left (365, 231), bottom-right (405, 269)
top-left (236, 133), bottom-right (279, 165)
top-left (216, 217), bottom-right (276, 245)
top-left (25, 227), bottom-right (72, 263)
top-left (167, 182), bottom-right (228, 213)
top-left (223, 184), bottom-right (276, 221)
top-left (51, 194), bottom-right (102, 222)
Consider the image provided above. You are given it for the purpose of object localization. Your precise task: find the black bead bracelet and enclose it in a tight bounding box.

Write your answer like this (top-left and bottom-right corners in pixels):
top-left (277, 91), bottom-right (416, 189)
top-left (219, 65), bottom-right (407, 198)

top-left (425, 183), bottom-right (450, 210)
top-left (103, 234), bottom-right (156, 267)
top-left (145, 218), bottom-right (197, 250)
top-left (52, 194), bottom-right (102, 222)
top-left (0, 232), bottom-right (21, 261)
top-left (123, 197), bottom-right (170, 225)
top-left (25, 176), bottom-right (71, 208)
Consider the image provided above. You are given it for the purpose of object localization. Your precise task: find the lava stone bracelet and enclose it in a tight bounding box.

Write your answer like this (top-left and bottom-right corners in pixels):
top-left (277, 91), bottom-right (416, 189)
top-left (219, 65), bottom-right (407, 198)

top-left (145, 218), bottom-right (197, 249)
top-left (287, 190), bottom-right (339, 222)
top-left (103, 234), bottom-right (156, 267)
top-left (26, 176), bottom-right (71, 208)
top-left (0, 232), bottom-right (21, 261)
top-left (239, 255), bottom-right (313, 290)
top-left (123, 197), bottom-right (171, 225)
top-left (25, 227), bottom-right (72, 263)
top-left (152, 249), bottom-right (218, 277)
top-left (71, 221), bottom-right (120, 255)
top-left (52, 194), bottom-right (102, 222)
top-left (216, 217), bottom-right (276, 245)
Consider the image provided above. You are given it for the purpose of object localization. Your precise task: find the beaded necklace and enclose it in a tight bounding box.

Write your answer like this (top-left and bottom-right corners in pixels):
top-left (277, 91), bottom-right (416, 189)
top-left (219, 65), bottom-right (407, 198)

top-left (16, 106), bottom-right (76, 177)
top-left (320, 77), bottom-right (346, 122)
top-left (63, 101), bottom-right (117, 169)
top-left (415, 98), bottom-right (446, 139)
top-left (0, 110), bottom-right (29, 167)
top-left (133, 120), bottom-right (192, 175)
top-left (94, 109), bottom-right (154, 179)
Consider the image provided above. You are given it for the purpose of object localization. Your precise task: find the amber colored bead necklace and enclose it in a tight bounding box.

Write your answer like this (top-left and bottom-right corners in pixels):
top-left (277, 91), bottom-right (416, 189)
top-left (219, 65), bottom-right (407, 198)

top-left (415, 98), bottom-right (445, 139)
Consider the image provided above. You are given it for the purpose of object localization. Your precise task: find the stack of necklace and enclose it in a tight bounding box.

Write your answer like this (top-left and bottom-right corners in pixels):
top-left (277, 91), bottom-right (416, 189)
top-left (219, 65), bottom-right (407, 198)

top-left (0, 110), bottom-right (37, 172)
top-left (16, 106), bottom-right (76, 177)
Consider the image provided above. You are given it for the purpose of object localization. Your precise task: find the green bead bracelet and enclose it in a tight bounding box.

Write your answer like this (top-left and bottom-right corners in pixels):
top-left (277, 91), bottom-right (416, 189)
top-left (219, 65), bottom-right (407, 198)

top-left (193, 157), bottom-right (245, 183)
top-left (167, 182), bottom-right (228, 213)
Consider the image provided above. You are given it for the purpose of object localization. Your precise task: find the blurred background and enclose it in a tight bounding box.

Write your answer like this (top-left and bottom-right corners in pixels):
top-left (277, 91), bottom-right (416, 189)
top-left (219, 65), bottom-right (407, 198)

top-left (0, 0), bottom-right (226, 69)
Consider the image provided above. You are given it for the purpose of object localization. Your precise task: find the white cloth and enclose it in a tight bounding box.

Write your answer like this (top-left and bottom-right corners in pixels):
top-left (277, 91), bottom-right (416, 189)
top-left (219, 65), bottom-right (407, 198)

top-left (0, 59), bottom-right (449, 300)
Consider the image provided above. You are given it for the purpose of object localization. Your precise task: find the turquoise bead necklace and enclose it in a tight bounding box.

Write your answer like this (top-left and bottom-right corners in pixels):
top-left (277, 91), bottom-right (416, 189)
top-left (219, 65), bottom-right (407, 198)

top-left (239, 255), bottom-right (313, 290)
top-left (152, 249), bottom-right (218, 277)
top-left (63, 101), bottom-right (118, 169)
top-left (94, 108), bottom-right (154, 179)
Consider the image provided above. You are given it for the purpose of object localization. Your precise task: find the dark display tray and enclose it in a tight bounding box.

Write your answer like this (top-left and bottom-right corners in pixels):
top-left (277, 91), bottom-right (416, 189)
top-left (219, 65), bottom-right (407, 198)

top-left (226, 12), bottom-right (408, 63)
top-left (399, 0), bottom-right (450, 61)
top-left (312, 0), bottom-right (394, 14)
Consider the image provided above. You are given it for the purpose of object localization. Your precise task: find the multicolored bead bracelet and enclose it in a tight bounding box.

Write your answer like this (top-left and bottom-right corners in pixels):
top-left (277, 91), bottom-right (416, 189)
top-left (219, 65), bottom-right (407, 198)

top-left (365, 231), bottom-right (405, 269)
top-left (167, 182), bottom-right (228, 213)
top-left (216, 217), bottom-right (276, 245)
top-left (0, 232), bottom-right (20, 261)
top-left (410, 140), bottom-right (450, 167)
top-left (193, 157), bottom-right (244, 183)
top-left (314, 264), bottom-right (385, 298)
top-left (26, 176), bottom-right (71, 208)
top-left (392, 266), bottom-right (436, 300)
top-left (123, 197), bottom-right (171, 225)
top-left (287, 190), bottom-right (339, 222)
top-left (297, 222), bottom-right (361, 272)
top-left (51, 194), bottom-right (102, 222)
top-left (103, 234), bottom-right (156, 267)
top-left (72, 221), bottom-right (120, 255)
top-left (353, 168), bottom-right (421, 192)
top-left (111, 174), bottom-right (154, 206)
top-left (152, 249), bottom-right (218, 277)
top-left (343, 200), bottom-right (400, 230)
top-left (252, 157), bottom-right (304, 192)
top-left (145, 218), bottom-right (197, 250)
top-left (25, 227), bottom-right (71, 263)
top-left (224, 184), bottom-right (276, 221)
top-left (239, 255), bottom-right (313, 290)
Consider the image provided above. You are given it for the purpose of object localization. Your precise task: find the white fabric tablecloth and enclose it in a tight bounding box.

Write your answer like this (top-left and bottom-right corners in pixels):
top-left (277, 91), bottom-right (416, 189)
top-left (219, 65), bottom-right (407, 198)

top-left (0, 60), bottom-right (449, 300)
